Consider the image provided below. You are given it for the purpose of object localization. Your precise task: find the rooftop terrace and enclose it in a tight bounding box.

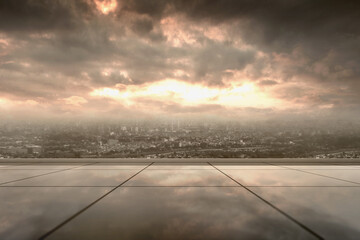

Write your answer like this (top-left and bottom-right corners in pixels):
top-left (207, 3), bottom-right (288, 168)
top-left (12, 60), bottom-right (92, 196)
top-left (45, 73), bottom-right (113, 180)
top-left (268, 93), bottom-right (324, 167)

top-left (1, 158), bottom-right (360, 240)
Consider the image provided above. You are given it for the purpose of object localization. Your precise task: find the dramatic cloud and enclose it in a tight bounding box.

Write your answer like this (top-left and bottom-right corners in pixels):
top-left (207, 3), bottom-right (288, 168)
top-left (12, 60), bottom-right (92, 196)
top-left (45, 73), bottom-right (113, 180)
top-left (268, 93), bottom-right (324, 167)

top-left (0, 0), bottom-right (359, 120)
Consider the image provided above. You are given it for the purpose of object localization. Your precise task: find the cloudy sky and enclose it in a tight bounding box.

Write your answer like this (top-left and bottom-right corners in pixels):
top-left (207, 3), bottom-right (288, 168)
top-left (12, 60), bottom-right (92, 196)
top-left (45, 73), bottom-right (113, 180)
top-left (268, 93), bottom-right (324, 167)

top-left (0, 0), bottom-right (359, 120)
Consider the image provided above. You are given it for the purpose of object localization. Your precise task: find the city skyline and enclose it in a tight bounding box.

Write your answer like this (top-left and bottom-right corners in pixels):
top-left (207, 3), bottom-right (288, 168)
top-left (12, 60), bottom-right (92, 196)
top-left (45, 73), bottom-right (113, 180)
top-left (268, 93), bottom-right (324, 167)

top-left (1, 118), bottom-right (359, 159)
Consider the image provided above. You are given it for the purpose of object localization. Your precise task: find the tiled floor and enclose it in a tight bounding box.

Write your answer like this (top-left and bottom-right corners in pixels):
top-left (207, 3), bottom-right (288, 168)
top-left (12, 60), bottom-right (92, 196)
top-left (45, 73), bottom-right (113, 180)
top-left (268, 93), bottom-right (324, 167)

top-left (1, 161), bottom-right (360, 240)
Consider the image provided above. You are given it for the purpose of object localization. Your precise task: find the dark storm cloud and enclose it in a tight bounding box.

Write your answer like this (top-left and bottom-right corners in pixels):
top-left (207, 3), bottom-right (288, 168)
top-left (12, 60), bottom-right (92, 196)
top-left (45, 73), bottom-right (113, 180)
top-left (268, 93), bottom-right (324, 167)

top-left (193, 42), bottom-right (255, 85)
top-left (2, 0), bottom-right (360, 50)
top-left (171, 0), bottom-right (360, 45)
top-left (120, 0), bottom-right (169, 19)
top-left (131, 18), bottom-right (154, 35)
top-left (166, 0), bottom-right (360, 82)
top-left (258, 80), bottom-right (278, 86)
top-left (121, 0), bottom-right (360, 97)
top-left (0, 0), bottom-right (94, 32)
top-left (171, 0), bottom-right (360, 81)
top-left (121, 0), bottom-right (360, 38)
top-left (0, 0), bottom-right (360, 117)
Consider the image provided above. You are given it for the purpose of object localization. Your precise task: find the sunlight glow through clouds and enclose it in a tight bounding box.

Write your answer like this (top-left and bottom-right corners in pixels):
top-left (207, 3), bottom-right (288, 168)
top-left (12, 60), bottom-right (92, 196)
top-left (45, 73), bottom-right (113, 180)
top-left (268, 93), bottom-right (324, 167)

top-left (0, 98), bottom-right (9, 109)
top-left (90, 79), bottom-right (283, 109)
top-left (94, 0), bottom-right (118, 15)
top-left (62, 96), bottom-right (88, 107)
top-left (0, 98), bottom-right (39, 109)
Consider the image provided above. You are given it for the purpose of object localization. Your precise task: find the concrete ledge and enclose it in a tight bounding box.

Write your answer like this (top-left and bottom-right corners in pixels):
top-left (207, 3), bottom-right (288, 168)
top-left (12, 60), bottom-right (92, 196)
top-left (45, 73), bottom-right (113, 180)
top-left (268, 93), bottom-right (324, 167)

top-left (1, 158), bottom-right (360, 164)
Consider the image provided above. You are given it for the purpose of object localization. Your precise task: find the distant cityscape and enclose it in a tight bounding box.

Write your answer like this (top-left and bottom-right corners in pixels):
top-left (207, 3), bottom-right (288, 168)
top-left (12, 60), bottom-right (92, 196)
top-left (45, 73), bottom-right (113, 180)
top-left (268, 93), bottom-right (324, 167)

top-left (0, 119), bottom-right (360, 159)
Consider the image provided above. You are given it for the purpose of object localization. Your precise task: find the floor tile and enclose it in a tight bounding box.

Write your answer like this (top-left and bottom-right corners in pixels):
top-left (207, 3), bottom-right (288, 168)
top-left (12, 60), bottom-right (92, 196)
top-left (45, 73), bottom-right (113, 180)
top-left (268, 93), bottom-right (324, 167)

top-left (250, 187), bottom-right (360, 240)
top-left (0, 187), bottom-right (112, 240)
top-left (299, 169), bottom-right (360, 184)
top-left (75, 163), bottom-right (147, 170)
top-left (280, 165), bottom-right (360, 170)
top-left (123, 169), bottom-right (238, 186)
top-left (1, 164), bottom-right (83, 170)
top-left (0, 170), bottom-right (62, 185)
top-left (221, 169), bottom-right (357, 186)
top-left (5, 169), bottom-right (141, 187)
top-left (148, 163), bottom-right (213, 170)
top-left (0, 165), bottom-right (20, 169)
top-left (46, 187), bottom-right (317, 240)
top-left (213, 164), bottom-right (284, 170)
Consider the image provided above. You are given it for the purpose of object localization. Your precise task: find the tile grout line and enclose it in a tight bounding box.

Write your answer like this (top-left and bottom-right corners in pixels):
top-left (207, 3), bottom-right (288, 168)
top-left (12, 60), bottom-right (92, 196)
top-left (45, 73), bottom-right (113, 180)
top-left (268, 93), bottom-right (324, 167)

top-left (267, 163), bottom-right (360, 185)
top-left (0, 169), bottom-right (221, 171)
top-left (38, 162), bottom-right (154, 240)
top-left (0, 163), bottom-right (29, 168)
top-left (0, 185), bottom-right (245, 188)
top-left (0, 162), bottom-right (98, 186)
top-left (208, 162), bottom-right (324, 240)
top-left (1, 185), bottom-right (359, 188)
top-left (3, 168), bottom-right (360, 170)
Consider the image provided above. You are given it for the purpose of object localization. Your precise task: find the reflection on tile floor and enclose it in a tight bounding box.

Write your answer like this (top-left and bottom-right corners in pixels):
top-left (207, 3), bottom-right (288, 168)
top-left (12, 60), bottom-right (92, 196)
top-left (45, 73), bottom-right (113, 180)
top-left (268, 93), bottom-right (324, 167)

top-left (47, 187), bottom-right (316, 240)
top-left (147, 163), bottom-right (213, 170)
top-left (293, 169), bottom-right (360, 185)
top-left (0, 164), bottom-right (22, 168)
top-left (280, 165), bottom-right (360, 170)
top-left (0, 169), bottom-right (62, 185)
top-left (5, 169), bottom-right (141, 187)
top-left (2, 164), bottom-right (83, 170)
top-left (0, 162), bottom-right (359, 240)
top-left (0, 187), bottom-right (112, 240)
top-left (75, 163), bottom-right (147, 170)
top-left (214, 164), bottom-right (283, 170)
top-left (123, 169), bottom-right (238, 186)
top-left (250, 187), bottom-right (360, 240)
top-left (220, 169), bottom-right (357, 186)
